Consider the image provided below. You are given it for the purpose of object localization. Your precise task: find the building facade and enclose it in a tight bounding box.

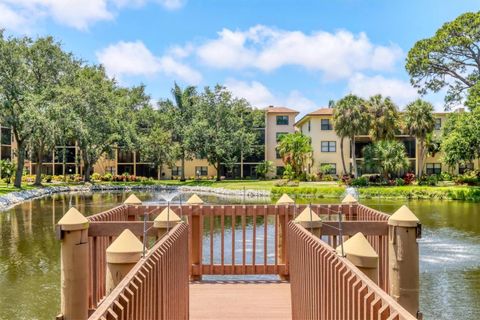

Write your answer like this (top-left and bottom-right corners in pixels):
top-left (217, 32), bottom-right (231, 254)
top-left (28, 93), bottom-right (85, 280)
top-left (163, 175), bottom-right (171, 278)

top-left (2, 106), bottom-right (478, 179)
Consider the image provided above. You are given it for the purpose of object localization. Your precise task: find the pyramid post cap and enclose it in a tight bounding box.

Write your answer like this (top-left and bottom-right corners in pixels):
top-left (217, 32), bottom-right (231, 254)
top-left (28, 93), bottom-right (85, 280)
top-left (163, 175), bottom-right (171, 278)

top-left (124, 194), bottom-right (142, 205)
top-left (187, 194), bottom-right (204, 205)
top-left (388, 205), bottom-right (419, 227)
top-left (276, 194), bottom-right (294, 205)
top-left (295, 207), bottom-right (322, 228)
top-left (336, 232), bottom-right (378, 268)
top-left (154, 207), bottom-right (182, 228)
top-left (57, 207), bottom-right (89, 231)
top-left (106, 229), bottom-right (144, 264)
top-left (342, 194), bottom-right (358, 204)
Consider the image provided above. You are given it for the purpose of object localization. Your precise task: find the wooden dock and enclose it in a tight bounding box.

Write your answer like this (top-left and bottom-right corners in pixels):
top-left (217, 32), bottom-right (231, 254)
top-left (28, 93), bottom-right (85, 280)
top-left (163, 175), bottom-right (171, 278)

top-left (190, 280), bottom-right (291, 319)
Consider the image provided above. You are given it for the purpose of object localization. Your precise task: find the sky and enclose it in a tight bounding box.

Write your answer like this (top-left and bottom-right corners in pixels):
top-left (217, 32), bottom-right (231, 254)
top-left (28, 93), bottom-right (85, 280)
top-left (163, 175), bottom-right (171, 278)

top-left (0, 0), bottom-right (478, 115)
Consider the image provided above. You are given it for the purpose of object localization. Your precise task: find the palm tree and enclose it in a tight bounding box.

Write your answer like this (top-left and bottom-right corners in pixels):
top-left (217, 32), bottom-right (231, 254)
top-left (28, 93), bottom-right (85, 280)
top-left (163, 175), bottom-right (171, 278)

top-left (403, 99), bottom-right (435, 177)
top-left (159, 83), bottom-right (197, 181)
top-left (364, 140), bottom-right (409, 179)
top-left (367, 95), bottom-right (400, 141)
top-left (277, 132), bottom-right (313, 179)
top-left (333, 94), bottom-right (370, 177)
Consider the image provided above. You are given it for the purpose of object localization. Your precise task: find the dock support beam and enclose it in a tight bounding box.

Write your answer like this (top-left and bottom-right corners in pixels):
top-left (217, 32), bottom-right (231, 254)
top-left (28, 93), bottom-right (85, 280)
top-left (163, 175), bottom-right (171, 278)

top-left (388, 205), bottom-right (421, 317)
top-left (57, 207), bottom-right (89, 320)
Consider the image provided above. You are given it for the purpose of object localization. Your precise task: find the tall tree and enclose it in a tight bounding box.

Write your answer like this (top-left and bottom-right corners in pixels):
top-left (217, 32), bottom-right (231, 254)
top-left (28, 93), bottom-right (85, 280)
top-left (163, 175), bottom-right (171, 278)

top-left (158, 83), bottom-right (197, 181)
top-left (136, 105), bottom-right (179, 179)
top-left (441, 109), bottom-right (480, 168)
top-left (406, 11), bottom-right (480, 108)
top-left (277, 132), bottom-right (313, 179)
top-left (0, 33), bottom-right (72, 187)
top-left (187, 85), bottom-right (256, 181)
top-left (403, 99), bottom-right (435, 177)
top-left (367, 95), bottom-right (400, 141)
top-left (333, 94), bottom-right (370, 177)
top-left (59, 65), bottom-right (125, 182)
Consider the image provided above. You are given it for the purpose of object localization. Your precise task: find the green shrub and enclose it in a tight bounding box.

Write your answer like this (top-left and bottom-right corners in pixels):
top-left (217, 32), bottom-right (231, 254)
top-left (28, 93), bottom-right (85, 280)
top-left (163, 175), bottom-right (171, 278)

top-left (101, 173), bottom-right (113, 181)
top-left (91, 172), bottom-right (101, 181)
top-left (350, 177), bottom-right (368, 187)
top-left (395, 178), bottom-right (405, 186)
top-left (439, 172), bottom-right (453, 181)
top-left (42, 175), bottom-right (52, 183)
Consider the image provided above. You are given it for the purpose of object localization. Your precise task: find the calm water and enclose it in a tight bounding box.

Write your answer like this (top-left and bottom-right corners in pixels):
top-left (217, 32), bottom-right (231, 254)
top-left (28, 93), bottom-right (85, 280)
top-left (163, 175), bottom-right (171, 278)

top-left (0, 191), bottom-right (479, 319)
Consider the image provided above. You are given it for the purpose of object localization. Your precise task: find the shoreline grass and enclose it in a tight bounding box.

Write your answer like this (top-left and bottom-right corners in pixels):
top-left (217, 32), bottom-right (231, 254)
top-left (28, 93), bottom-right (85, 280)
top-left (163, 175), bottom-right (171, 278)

top-left (0, 180), bottom-right (479, 201)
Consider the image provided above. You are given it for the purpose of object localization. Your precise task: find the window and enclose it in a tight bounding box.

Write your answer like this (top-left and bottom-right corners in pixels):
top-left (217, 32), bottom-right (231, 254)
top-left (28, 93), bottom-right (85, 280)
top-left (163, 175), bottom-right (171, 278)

top-left (321, 119), bottom-right (333, 130)
top-left (195, 166), bottom-right (208, 176)
top-left (276, 132), bottom-right (287, 142)
top-left (171, 166), bottom-right (183, 176)
top-left (321, 141), bottom-right (336, 152)
top-left (276, 166), bottom-right (285, 177)
top-left (276, 115), bottom-right (289, 125)
top-left (320, 163), bottom-right (337, 174)
top-left (118, 149), bottom-right (134, 163)
top-left (434, 118), bottom-right (441, 130)
top-left (1, 127), bottom-right (12, 145)
top-left (308, 120), bottom-right (311, 132)
top-left (426, 163), bottom-right (441, 175)
top-left (459, 163), bottom-right (474, 174)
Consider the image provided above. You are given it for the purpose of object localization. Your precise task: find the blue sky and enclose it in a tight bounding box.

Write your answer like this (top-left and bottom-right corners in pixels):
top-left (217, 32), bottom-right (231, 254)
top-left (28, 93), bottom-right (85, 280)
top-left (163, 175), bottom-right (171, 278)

top-left (1, 0), bottom-right (478, 115)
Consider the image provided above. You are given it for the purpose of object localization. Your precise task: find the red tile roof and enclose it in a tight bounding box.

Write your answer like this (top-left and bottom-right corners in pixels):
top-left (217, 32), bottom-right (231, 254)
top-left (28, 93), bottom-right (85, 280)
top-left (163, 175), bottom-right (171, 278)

top-left (307, 107), bottom-right (334, 116)
top-left (264, 106), bottom-right (299, 114)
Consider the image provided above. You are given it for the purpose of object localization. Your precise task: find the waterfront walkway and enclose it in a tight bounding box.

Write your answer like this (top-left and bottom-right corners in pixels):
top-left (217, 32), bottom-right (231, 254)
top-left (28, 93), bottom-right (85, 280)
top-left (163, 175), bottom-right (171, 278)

top-left (190, 280), bottom-right (291, 319)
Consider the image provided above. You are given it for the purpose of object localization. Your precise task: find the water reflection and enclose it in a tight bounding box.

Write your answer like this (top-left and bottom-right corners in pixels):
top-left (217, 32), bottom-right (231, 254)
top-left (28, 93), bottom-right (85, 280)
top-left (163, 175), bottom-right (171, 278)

top-left (0, 192), bottom-right (478, 319)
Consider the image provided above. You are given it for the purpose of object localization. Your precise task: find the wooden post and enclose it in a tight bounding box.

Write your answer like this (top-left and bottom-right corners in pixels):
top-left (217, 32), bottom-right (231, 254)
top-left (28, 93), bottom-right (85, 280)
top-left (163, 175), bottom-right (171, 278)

top-left (388, 205), bottom-right (421, 317)
top-left (57, 207), bottom-right (89, 320)
top-left (276, 194), bottom-right (294, 280)
top-left (124, 194), bottom-right (142, 221)
top-left (294, 207), bottom-right (322, 238)
top-left (153, 207), bottom-right (182, 238)
top-left (337, 232), bottom-right (379, 284)
top-left (190, 205), bottom-right (203, 281)
top-left (342, 194), bottom-right (358, 220)
top-left (106, 229), bottom-right (143, 294)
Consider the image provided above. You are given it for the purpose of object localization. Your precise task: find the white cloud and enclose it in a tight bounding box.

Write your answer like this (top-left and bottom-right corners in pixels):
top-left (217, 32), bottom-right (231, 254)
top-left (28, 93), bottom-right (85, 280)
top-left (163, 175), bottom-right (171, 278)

top-left (0, 0), bottom-right (186, 32)
top-left (347, 73), bottom-right (419, 107)
top-left (96, 40), bottom-right (202, 84)
top-left (197, 25), bottom-right (403, 79)
top-left (225, 79), bottom-right (276, 107)
top-left (225, 78), bottom-right (316, 113)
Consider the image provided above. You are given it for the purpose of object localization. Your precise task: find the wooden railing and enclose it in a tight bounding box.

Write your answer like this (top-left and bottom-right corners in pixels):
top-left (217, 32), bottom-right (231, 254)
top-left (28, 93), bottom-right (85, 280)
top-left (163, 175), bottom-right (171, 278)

top-left (288, 221), bottom-right (415, 320)
top-left (87, 205), bottom-right (127, 309)
top-left (111, 204), bottom-right (389, 282)
top-left (356, 204), bottom-right (390, 292)
top-left (88, 223), bottom-right (189, 320)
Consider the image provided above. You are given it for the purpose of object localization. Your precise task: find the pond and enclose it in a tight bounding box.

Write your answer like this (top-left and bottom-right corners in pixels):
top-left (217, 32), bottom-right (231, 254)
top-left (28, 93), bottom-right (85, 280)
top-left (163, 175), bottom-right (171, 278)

top-left (0, 191), bottom-right (478, 319)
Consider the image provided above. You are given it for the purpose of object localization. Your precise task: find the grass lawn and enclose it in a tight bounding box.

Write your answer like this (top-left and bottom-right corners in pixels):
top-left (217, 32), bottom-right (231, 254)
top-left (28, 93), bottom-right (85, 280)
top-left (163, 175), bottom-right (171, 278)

top-left (0, 183), bottom-right (36, 196)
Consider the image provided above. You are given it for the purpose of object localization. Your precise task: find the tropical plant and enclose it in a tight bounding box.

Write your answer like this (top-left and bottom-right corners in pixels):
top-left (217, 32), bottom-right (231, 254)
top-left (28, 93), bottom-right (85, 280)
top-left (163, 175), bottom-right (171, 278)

top-left (366, 95), bottom-right (400, 141)
top-left (255, 160), bottom-right (274, 179)
top-left (0, 160), bottom-right (15, 186)
top-left (333, 94), bottom-right (370, 177)
top-left (276, 132), bottom-right (313, 179)
top-left (158, 83), bottom-right (198, 181)
top-left (282, 164), bottom-right (296, 180)
top-left (403, 99), bottom-right (435, 177)
top-left (406, 11), bottom-right (480, 108)
top-left (363, 140), bottom-right (409, 178)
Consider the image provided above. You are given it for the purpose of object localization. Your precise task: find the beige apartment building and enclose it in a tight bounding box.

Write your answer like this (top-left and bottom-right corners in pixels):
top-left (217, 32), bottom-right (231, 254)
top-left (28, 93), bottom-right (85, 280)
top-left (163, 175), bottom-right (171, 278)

top-left (0, 106), bottom-right (477, 179)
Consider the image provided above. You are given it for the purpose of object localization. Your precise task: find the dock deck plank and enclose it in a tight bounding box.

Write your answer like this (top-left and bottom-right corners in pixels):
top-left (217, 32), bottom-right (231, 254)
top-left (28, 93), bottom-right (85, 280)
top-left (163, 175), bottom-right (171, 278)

top-left (190, 280), bottom-right (291, 319)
